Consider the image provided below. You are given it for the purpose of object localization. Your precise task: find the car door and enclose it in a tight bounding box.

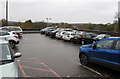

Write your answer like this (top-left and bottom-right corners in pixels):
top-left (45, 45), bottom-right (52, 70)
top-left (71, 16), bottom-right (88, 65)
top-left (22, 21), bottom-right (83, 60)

top-left (115, 40), bottom-right (120, 63)
top-left (89, 40), bottom-right (118, 64)
top-left (2, 32), bottom-right (10, 40)
top-left (84, 34), bottom-right (93, 44)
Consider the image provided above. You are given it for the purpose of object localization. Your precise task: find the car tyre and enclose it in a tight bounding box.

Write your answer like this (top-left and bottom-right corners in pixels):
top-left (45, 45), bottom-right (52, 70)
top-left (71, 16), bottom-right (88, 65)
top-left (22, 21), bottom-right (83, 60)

top-left (70, 38), bottom-right (73, 42)
top-left (9, 41), bottom-right (15, 48)
top-left (79, 54), bottom-right (89, 66)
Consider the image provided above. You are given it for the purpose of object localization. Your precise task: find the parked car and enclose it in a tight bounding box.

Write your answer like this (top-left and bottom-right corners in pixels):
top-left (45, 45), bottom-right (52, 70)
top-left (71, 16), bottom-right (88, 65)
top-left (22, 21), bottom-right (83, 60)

top-left (45, 28), bottom-right (55, 36)
top-left (49, 28), bottom-right (71, 37)
top-left (49, 30), bottom-right (59, 38)
top-left (93, 34), bottom-right (111, 41)
top-left (0, 39), bottom-right (22, 78)
top-left (0, 31), bottom-right (19, 48)
top-left (89, 33), bottom-right (98, 38)
top-left (40, 27), bottom-right (54, 34)
top-left (0, 26), bottom-right (23, 37)
top-left (79, 37), bottom-right (120, 71)
top-left (71, 33), bottom-right (94, 45)
top-left (62, 32), bottom-right (76, 41)
top-left (55, 31), bottom-right (66, 39)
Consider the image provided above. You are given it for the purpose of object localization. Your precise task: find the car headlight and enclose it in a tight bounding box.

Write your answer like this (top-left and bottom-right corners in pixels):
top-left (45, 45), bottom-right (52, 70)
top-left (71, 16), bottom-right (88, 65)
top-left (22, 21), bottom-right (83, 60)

top-left (80, 46), bottom-right (82, 49)
top-left (80, 45), bottom-right (84, 49)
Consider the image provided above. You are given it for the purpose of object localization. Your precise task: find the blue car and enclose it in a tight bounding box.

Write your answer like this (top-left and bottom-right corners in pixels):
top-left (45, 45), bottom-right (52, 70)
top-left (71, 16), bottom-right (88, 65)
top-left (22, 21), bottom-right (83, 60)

top-left (79, 37), bottom-right (120, 71)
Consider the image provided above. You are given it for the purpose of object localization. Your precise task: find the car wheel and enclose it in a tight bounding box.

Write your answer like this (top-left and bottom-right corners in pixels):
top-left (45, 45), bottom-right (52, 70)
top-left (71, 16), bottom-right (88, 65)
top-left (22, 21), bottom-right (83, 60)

top-left (79, 54), bottom-right (89, 66)
top-left (81, 41), bottom-right (85, 45)
top-left (70, 38), bottom-right (73, 42)
top-left (9, 41), bottom-right (15, 48)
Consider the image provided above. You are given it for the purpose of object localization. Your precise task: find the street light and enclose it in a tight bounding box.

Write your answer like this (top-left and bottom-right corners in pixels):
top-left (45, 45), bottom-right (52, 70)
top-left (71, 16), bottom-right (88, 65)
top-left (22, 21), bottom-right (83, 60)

top-left (6, 0), bottom-right (8, 26)
top-left (46, 18), bottom-right (51, 27)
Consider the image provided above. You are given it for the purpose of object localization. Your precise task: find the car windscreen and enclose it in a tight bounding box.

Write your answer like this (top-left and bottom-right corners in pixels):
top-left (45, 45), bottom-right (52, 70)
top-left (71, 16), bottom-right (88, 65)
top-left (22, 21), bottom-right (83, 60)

top-left (0, 32), bottom-right (10, 36)
top-left (75, 34), bottom-right (82, 37)
top-left (0, 44), bottom-right (13, 62)
top-left (96, 35), bottom-right (105, 38)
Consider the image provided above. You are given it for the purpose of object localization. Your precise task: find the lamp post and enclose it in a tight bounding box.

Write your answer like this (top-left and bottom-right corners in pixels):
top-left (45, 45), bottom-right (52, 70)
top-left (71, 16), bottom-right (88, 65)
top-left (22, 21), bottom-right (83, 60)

top-left (6, 0), bottom-right (8, 26)
top-left (46, 18), bottom-right (51, 27)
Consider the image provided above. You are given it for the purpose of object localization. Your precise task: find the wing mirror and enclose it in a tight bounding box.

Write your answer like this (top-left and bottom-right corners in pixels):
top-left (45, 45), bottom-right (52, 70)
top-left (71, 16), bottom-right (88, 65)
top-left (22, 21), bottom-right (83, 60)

top-left (92, 44), bottom-right (96, 50)
top-left (14, 53), bottom-right (22, 58)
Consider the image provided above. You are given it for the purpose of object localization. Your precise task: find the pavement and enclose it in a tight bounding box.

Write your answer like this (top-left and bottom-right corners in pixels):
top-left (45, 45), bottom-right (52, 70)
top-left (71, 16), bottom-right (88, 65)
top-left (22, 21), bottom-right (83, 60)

top-left (13, 34), bottom-right (120, 78)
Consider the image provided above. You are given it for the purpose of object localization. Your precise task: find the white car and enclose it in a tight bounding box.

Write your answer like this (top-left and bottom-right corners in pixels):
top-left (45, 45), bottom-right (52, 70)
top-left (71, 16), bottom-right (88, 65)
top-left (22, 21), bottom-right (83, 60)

top-left (0, 26), bottom-right (23, 37)
top-left (0, 31), bottom-right (19, 48)
top-left (0, 39), bottom-right (22, 78)
top-left (62, 32), bottom-right (76, 41)
top-left (55, 31), bottom-right (66, 39)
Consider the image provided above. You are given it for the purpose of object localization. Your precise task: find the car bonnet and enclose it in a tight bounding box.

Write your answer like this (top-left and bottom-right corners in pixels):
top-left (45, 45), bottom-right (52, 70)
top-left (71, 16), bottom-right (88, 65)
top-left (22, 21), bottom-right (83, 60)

top-left (0, 62), bottom-right (18, 78)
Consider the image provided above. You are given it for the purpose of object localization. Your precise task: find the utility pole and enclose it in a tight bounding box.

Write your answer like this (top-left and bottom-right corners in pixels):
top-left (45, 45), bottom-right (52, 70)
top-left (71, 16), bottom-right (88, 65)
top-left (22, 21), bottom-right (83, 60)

top-left (6, 0), bottom-right (8, 26)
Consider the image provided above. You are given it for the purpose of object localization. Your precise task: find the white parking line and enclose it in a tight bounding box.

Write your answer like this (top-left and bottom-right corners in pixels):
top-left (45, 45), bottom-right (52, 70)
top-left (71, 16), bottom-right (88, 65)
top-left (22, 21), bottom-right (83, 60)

top-left (67, 57), bottom-right (103, 77)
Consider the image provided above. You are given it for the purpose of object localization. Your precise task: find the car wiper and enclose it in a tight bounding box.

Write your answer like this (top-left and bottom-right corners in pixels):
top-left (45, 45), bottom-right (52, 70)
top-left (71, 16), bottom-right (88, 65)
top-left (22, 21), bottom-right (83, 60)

top-left (0, 60), bottom-right (13, 65)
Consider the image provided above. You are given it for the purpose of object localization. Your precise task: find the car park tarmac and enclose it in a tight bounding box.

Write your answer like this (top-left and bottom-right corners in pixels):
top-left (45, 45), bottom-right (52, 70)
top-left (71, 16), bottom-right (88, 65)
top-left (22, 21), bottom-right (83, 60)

top-left (14, 34), bottom-right (120, 78)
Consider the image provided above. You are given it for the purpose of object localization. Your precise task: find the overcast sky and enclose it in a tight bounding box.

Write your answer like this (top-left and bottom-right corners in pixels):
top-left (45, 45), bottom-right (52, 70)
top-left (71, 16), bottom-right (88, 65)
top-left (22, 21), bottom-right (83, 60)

top-left (0, 0), bottom-right (119, 24)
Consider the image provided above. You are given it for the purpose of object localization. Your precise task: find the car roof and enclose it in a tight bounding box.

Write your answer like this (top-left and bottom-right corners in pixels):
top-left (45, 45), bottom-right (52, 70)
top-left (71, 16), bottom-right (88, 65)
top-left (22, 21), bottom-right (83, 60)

top-left (109, 36), bottom-right (120, 38)
top-left (99, 34), bottom-right (109, 35)
top-left (102, 37), bottom-right (120, 40)
top-left (0, 30), bottom-right (9, 32)
top-left (65, 31), bottom-right (75, 34)
top-left (3, 26), bottom-right (21, 28)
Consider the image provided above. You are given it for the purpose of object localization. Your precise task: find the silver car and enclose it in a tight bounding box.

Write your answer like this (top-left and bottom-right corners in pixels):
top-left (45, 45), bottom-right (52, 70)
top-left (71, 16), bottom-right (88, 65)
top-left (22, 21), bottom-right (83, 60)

top-left (0, 39), bottom-right (22, 78)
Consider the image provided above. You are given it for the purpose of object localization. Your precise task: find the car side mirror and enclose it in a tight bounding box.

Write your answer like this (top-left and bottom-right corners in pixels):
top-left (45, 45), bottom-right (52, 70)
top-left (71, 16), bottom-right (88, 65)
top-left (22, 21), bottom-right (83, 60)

top-left (92, 44), bottom-right (96, 50)
top-left (14, 53), bottom-right (22, 58)
top-left (104, 36), bottom-right (106, 38)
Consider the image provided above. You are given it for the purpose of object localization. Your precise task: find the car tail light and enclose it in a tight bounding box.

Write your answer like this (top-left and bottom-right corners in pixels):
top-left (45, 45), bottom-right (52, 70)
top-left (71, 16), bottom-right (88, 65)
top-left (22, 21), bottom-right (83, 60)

top-left (52, 32), bottom-right (55, 34)
top-left (67, 35), bottom-right (70, 37)
top-left (79, 35), bottom-right (82, 38)
top-left (13, 35), bottom-right (18, 38)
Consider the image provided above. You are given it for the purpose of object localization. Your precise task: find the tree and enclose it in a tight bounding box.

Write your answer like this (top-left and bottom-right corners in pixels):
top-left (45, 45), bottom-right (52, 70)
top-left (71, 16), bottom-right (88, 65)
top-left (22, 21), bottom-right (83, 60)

top-left (25, 19), bottom-right (32, 23)
top-left (118, 17), bottom-right (120, 34)
top-left (21, 20), bottom-right (33, 29)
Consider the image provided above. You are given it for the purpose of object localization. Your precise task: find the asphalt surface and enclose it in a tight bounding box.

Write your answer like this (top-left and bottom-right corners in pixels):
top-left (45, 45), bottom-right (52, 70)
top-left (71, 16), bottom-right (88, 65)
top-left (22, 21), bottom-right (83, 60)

top-left (14, 34), bottom-right (120, 78)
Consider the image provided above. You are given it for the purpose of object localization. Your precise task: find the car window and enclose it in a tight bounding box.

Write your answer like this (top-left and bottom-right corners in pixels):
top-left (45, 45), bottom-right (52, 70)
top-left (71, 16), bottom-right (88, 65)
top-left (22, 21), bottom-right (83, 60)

top-left (96, 40), bottom-right (113, 49)
top-left (57, 31), bottom-right (61, 34)
top-left (86, 34), bottom-right (91, 38)
top-left (71, 33), bottom-right (75, 36)
top-left (82, 34), bottom-right (86, 38)
top-left (0, 44), bottom-right (12, 61)
top-left (62, 32), bottom-right (66, 34)
top-left (115, 41), bottom-right (120, 50)
top-left (65, 33), bottom-right (70, 35)
top-left (0, 32), bottom-right (9, 36)
top-left (0, 32), bottom-right (2, 36)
